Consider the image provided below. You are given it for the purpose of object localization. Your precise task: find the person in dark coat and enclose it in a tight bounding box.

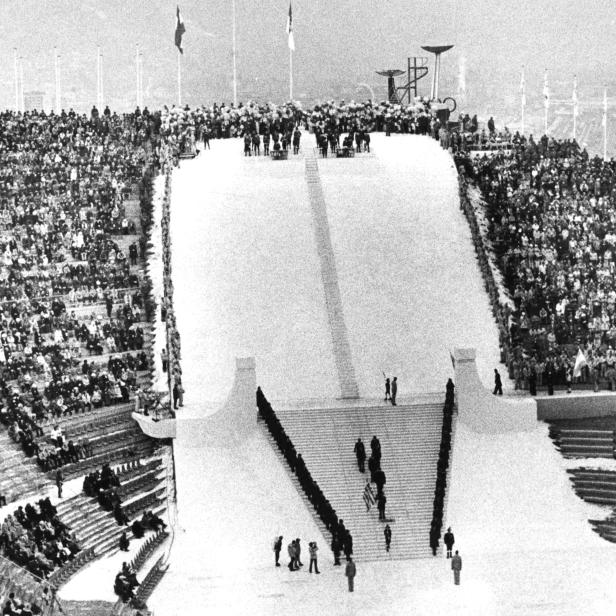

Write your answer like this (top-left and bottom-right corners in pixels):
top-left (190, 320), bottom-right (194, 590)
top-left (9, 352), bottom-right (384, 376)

top-left (377, 492), bottom-right (387, 521)
top-left (331, 534), bottom-right (342, 565)
top-left (384, 377), bottom-right (391, 401)
top-left (374, 467), bottom-right (386, 496)
top-left (528, 368), bottom-right (537, 396)
top-left (55, 468), bottom-right (64, 498)
top-left (119, 531), bottom-right (130, 552)
top-left (354, 438), bottom-right (366, 473)
top-left (493, 369), bottom-right (503, 395)
top-left (273, 535), bottom-right (283, 566)
top-left (295, 538), bottom-right (304, 567)
top-left (370, 436), bottom-right (381, 464)
top-left (443, 527), bottom-right (455, 558)
top-left (384, 524), bottom-right (392, 552)
top-left (451, 550), bottom-right (462, 585)
top-left (368, 454), bottom-right (379, 482)
top-left (345, 557), bottom-right (356, 592)
top-left (446, 378), bottom-right (455, 404)
top-left (343, 530), bottom-right (353, 559)
top-left (391, 377), bottom-right (398, 405)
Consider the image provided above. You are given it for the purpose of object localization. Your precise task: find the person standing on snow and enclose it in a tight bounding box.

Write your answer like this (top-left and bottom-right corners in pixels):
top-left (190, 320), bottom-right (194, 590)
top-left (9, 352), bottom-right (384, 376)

top-left (345, 557), bottom-right (356, 592)
top-left (384, 524), bottom-right (392, 552)
top-left (308, 541), bottom-right (320, 574)
top-left (444, 527), bottom-right (455, 558)
top-left (273, 535), bottom-right (283, 567)
top-left (451, 550), bottom-right (462, 585)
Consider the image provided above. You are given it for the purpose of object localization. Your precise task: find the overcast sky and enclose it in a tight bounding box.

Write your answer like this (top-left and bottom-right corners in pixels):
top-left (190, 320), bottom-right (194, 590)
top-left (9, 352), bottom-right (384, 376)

top-left (1, 0), bottom-right (612, 109)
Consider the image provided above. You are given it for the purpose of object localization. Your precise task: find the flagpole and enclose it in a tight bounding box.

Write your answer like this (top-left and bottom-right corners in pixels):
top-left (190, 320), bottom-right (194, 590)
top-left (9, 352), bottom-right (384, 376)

top-left (520, 65), bottom-right (525, 136)
top-left (19, 57), bottom-right (24, 113)
top-left (13, 49), bottom-right (19, 112)
top-left (604, 87), bottom-right (608, 162)
top-left (544, 69), bottom-right (549, 136)
top-left (136, 44), bottom-right (139, 108)
top-left (177, 52), bottom-right (182, 107)
top-left (289, 48), bottom-right (293, 101)
top-left (572, 75), bottom-right (577, 142)
top-left (54, 48), bottom-right (61, 113)
top-left (232, 0), bottom-right (237, 106)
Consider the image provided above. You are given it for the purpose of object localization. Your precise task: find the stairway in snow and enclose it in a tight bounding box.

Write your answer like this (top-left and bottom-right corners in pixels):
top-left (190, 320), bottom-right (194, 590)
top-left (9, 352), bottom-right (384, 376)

top-left (272, 399), bottom-right (444, 561)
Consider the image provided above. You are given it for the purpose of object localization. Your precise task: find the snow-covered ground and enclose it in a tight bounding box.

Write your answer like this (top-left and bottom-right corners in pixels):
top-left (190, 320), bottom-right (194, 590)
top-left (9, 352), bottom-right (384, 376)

top-left (146, 136), bottom-right (616, 615)
top-left (168, 134), bottom-right (503, 411)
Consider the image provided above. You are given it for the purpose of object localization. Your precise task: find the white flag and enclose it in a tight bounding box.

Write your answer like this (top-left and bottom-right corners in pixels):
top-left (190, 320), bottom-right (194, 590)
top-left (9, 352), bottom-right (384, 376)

top-left (573, 349), bottom-right (587, 378)
top-left (286, 3), bottom-right (295, 51)
top-left (543, 70), bottom-right (550, 109)
top-left (572, 75), bottom-right (579, 117)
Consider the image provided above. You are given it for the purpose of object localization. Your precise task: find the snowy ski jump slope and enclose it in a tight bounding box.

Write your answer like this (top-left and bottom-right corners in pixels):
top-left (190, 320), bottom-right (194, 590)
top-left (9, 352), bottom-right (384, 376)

top-left (169, 134), bottom-right (503, 410)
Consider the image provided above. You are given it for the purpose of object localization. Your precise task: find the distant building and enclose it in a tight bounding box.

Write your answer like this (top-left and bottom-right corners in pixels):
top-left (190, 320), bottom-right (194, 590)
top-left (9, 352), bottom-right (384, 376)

top-left (24, 91), bottom-right (45, 112)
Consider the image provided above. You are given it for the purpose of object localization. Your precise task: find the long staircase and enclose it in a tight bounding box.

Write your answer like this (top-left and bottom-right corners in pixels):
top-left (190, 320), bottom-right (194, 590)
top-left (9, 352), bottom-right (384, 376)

top-left (304, 152), bottom-right (359, 399)
top-left (269, 399), bottom-right (444, 560)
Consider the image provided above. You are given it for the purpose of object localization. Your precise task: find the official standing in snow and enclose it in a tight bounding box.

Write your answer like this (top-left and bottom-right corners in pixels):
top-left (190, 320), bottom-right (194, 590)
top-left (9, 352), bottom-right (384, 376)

top-left (345, 557), bottom-right (356, 592)
top-left (354, 438), bottom-right (366, 473)
top-left (493, 369), bottom-right (503, 395)
top-left (451, 550), bottom-right (462, 585)
top-left (377, 492), bottom-right (387, 521)
top-left (308, 542), bottom-right (320, 574)
top-left (444, 527), bottom-right (455, 558)
top-left (273, 536), bottom-right (283, 566)
top-left (384, 377), bottom-right (391, 401)
top-left (391, 377), bottom-right (398, 405)
top-left (370, 435), bottom-right (381, 464)
top-left (384, 524), bottom-right (392, 551)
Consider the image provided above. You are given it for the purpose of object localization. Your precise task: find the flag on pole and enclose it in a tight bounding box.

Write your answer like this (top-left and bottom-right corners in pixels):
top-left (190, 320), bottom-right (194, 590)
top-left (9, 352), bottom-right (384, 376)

top-left (543, 70), bottom-right (550, 109)
top-left (572, 75), bottom-right (579, 117)
top-left (286, 2), bottom-right (295, 51)
top-left (449, 350), bottom-right (456, 369)
top-left (175, 6), bottom-right (186, 54)
top-left (520, 66), bottom-right (526, 107)
top-left (603, 87), bottom-right (608, 127)
top-left (572, 348), bottom-right (588, 378)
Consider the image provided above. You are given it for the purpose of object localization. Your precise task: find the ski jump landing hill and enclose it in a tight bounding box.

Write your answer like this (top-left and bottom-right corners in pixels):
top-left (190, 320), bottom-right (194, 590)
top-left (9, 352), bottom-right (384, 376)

top-left (147, 134), bottom-right (616, 616)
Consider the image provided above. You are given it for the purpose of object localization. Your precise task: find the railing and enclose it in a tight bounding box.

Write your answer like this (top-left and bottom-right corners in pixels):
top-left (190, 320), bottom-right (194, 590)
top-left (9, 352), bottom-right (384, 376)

top-left (429, 386), bottom-right (455, 556)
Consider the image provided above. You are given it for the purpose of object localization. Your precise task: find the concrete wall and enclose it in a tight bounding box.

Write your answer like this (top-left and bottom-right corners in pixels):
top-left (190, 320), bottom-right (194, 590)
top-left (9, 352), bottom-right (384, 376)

top-left (454, 347), bottom-right (537, 433)
top-left (536, 393), bottom-right (616, 421)
top-left (176, 357), bottom-right (257, 448)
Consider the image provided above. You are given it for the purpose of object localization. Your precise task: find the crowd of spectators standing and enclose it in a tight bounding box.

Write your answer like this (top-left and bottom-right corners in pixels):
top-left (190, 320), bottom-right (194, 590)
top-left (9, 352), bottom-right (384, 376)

top-left (456, 130), bottom-right (616, 389)
top-left (0, 497), bottom-right (79, 579)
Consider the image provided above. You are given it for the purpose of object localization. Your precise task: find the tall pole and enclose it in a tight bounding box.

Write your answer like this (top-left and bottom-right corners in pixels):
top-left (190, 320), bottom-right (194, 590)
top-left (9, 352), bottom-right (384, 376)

top-left (572, 75), bottom-right (578, 142)
top-left (232, 0), bottom-right (238, 106)
top-left (97, 47), bottom-right (103, 110)
top-left (543, 69), bottom-right (549, 136)
top-left (177, 52), bottom-right (182, 107)
top-left (13, 49), bottom-right (19, 112)
top-left (136, 44), bottom-right (141, 108)
top-left (520, 65), bottom-right (526, 136)
top-left (19, 57), bottom-right (24, 113)
top-left (289, 47), bottom-right (293, 101)
top-left (604, 87), bottom-right (608, 162)
top-left (54, 48), bottom-right (61, 113)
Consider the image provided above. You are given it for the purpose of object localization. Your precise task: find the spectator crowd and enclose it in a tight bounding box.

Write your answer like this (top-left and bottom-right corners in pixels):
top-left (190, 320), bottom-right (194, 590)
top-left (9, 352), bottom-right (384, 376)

top-left (457, 132), bottom-right (616, 390)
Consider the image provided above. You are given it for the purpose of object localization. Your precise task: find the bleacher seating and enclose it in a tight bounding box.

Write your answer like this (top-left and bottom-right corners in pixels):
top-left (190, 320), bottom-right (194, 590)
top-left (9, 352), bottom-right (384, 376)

top-left (55, 458), bottom-right (166, 559)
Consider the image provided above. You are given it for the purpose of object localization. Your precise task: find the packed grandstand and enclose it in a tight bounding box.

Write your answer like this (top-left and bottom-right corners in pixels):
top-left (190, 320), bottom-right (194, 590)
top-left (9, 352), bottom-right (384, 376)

top-left (0, 96), bottom-right (615, 615)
